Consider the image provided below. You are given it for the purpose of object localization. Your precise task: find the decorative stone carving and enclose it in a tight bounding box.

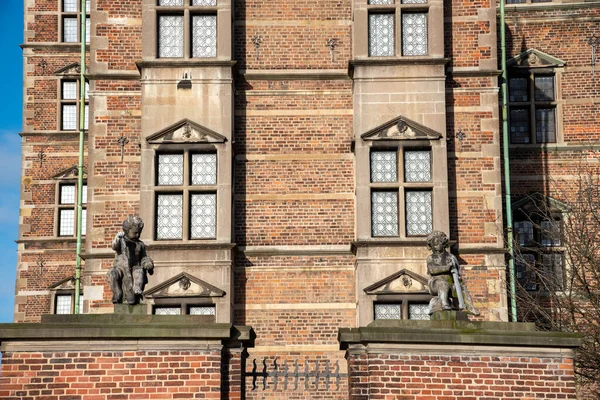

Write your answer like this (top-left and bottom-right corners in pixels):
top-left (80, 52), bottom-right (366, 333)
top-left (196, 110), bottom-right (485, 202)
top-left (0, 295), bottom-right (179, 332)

top-left (107, 216), bottom-right (154, 305)
top-left (426, 231), bottom-right (479, 316)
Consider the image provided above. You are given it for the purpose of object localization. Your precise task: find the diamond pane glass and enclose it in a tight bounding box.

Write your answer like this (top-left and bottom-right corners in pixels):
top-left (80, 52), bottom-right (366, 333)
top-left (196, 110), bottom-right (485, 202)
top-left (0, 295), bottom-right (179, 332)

top-left (402, 0), bottom-right (427, 3)
top-left (509, 108), bottom-right (530, 144)
top-left (156, 194), bottom-right (183, 239)
top-left (192, 0), bottom-right (217, 5)
top-left (62, 81), bottom-right (77, 100)
top-left (157, 154), bottom-right (184, 186)
top-left (84, 104), bottom-right (89, 130)
top-left (82, 184), bottom-right (88, 204)
top-left (536, 108), bottom-right (556, 143)
top-left (402, 13), bottom-right (427, 56)
top-left (369, 14), bottom-right (394, 57)
top-left (405, 191), bottom-right (432, 236)
top-left (541, 220), bottom-right (561, 247)
top-left (56, 295), bottom-right (72, 314)
top-left (371, 191), bottom-right (398, 237)
top-left (61, 185), bottom-right (76, 204)
top-left (158, 0), bottom-right (184, 5)
top-left (404, 150), bottom-right (431, 182)
top-left (535, 76), bottom-right (555, 101)
top-left (191, 194), bottom-right (216, 239)
top-left (374, 304), bottom-right (402, 320)
top-left (62, 104), bottom-right (77, 130)
top-left (59, 209), bottom-right (75, 236)
top-left (190, 306), bottom-right (216, 315)
top-left (63, 0), bottom-right (77, 12)
top-left (192, 154), bottom-right (217, 185)
top-left (509, 77), bottom-right (528, 102)
top-left (514, 221), bottom-right (534, 246)
top-left (370, 151), bottom-right (397, 183)
top-left (155, 307), bottom-right (181, 315)
top-left (368, 0), bottom-right (393, 4)
top-left (63, 17), bottom-right (78, 42)
top-left (158, 15), bottom-right (184, 58)
top-left (192, 15), bottom-right (217, 58)
top-left (408, 303), bottom-right (430, 320)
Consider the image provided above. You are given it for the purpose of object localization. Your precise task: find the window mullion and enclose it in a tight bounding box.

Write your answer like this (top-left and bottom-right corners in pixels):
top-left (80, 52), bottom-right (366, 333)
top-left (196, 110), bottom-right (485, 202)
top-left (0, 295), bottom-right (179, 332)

top-left (183, 151), bottom-right (190, 240)
top-left (184, 8), bottom-right (191, 58)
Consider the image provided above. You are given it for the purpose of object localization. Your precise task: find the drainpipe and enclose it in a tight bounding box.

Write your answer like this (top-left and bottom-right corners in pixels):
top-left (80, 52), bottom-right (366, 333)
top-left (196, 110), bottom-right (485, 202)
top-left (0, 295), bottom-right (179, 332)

top-left (500, 0), bottom-right (518, 322)
top-left (74, 0), bottom-right (87, 314)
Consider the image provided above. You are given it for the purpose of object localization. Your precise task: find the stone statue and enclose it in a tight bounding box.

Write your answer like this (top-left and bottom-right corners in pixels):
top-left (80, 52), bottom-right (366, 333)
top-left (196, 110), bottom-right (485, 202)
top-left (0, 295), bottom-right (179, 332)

top-left (107, 216), bottom-right (154, 305)
top-left (426, 230), bottom-right (479, 316)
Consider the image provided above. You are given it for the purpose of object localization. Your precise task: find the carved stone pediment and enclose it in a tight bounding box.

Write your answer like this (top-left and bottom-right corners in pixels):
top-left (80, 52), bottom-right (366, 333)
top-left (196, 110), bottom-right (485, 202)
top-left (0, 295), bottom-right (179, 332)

top-left (53, 165), bottom-right (87, 181)
top-left (147, 119), bottom-right (227, 145)
top-left (49, 275), bottom-right (76, 290)
top-left (143, 272), bottom-right (225, 299)
top-left (54, 62), bottom-right (82, 76)
top-left (361, 115), bottom-right (442, 141)
top-left (364, 269), bottom-right (429, 295)
top-left (507, 49), bottom-right (566, 69)
top-left (513, 192), bottom-right (570, 214)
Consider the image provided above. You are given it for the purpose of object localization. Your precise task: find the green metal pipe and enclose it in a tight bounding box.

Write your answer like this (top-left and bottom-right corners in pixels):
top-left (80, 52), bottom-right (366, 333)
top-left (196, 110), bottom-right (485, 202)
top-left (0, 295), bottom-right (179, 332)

top-left (500, 0), bottom-right (518, 322)
top-left (74, 0), bottom-right (87, 314)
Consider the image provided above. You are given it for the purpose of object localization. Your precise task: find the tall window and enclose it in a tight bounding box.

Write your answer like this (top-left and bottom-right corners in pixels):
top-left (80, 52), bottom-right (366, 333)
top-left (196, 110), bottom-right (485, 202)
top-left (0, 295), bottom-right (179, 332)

top-left (509, 74), bottom-right (556, 144)
top-left (368, 0), bottom-right (428, 57)
top-left (61, 0), bottom-right (90, 43)
top-left (60, 80), bottom-right (89, 131)
top-left (157, 0), bottom-right (217, 58)
top-left (58, 183), bottom-right (87, 236)
top-left (155, 152), bottom-right (217, 240)
top-left (370, 148), bottom-right (432, 237)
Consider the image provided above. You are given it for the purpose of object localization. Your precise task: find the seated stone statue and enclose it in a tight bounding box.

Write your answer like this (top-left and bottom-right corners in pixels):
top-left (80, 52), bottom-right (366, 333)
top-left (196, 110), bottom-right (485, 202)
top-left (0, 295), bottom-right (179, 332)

top-left (426, 230), bottom-right (479, 316)
top-left (107, 216), bottom-right (154, 305)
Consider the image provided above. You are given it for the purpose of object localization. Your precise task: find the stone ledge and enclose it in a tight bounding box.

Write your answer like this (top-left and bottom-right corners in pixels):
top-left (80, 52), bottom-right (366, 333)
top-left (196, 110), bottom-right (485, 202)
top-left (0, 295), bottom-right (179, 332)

top-left (338, 320), bottom-right (581, 350)
top-left (0, 315), bottom-right (253, 344)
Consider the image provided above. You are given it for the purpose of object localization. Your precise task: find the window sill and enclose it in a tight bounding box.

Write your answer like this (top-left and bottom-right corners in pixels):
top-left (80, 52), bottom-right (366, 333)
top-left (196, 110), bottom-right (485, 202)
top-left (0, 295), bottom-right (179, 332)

top-left (137, 59), bottom-right (236, 69)
top-left (350, 57), bottom-right (450, 67)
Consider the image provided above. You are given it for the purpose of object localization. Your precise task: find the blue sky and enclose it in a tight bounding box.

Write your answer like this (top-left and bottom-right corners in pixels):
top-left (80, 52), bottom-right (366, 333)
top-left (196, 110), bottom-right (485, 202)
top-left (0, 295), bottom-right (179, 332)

top-left (0, 0), bottom-right (24, 322)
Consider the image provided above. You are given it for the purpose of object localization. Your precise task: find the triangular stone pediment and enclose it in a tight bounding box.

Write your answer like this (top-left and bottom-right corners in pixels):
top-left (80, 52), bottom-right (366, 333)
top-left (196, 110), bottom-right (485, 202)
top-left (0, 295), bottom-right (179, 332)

top-left (143, 272), bottom-right (225, 299)
top-left (54, 62), bottom-right (82, 76)
top-left (147, 119), bottom-right (227, 144)
top-left (361, 115), bottom-right (442, 141)
top-left (53, 165), bottom-right (87, 181)
top-left (49, 275), bottom-right (76, 290)
top-left (508, 49), bottom-right (566, 69)
top-left (364, 269), bottom-right (429, 295)
top-left (513, 192), bottom-right (570, 214)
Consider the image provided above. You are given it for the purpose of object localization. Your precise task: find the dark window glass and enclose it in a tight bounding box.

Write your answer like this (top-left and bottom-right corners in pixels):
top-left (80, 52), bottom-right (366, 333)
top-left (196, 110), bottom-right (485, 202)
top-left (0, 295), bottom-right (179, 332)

top-left (510, 108), bottom-right (530, 143)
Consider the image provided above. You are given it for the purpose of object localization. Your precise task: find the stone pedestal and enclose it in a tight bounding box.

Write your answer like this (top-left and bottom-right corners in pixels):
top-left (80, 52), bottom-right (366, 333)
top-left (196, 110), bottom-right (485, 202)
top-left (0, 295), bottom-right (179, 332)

top-left (339, 320), bottom-right (581, 400)
top-left (0, 315), bottom-right (253, 400)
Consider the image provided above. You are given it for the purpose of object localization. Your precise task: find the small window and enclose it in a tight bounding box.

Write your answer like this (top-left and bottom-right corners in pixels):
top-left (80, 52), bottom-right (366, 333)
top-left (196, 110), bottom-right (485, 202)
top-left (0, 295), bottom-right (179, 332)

top-left (60, 80), bottom-right (89, 131)
top-left (58, 183), bottom-right (87, 237)
top-left (154, 307), bottom-right (182, 315)
top-left (374, 301), bottom-right (430, 320)
top-left (61, 0), bottom-right (90, 43)
top-left (54, 292), bottom-right (84, 314)
top-left (153, 304), bottom-right (216, 317)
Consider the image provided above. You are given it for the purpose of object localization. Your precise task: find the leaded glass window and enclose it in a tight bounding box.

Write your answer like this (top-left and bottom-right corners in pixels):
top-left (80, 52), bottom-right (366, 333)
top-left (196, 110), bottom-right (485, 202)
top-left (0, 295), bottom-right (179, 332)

top-left (63, 0), bottom-right (78, 12)
top-left (405, 190), bottom-right (432, 236)
top-left (369, 14), bottom-right (394, 57)
top-left (158, 15), bottom-right (184, 58)
top-left (536, 108), bottom-right (556, 143)
top-left (191, 193), bottom-right (216, 239)
top-left (158, 0), bottom-right (184, 5)
top-left (370, 151), bottom-right (397, 183)
top-left (62, 81), bottom-right (77, 100)
top-left (541, 220), bottom-right (561, 247)
top-left (509, 108), bottom-right (530, 144)
top-left (189, 305), bottom-right (216, 315)
top-left (192, 15), bottom-right (217, 58)
top-left (55, 295), bottom-right (72, 314)
top-left (155, 307), bottom-right (182, 315)
top-left (192, 0), bottom-right (217, 6)
top-left (61, 185), bottom-right (76, 204)
top-left (368, 0), bottom-right (393, 4)
top-left (514, 221), bottom-right (534, 246)
top-left (534, 76), bottom-right (554, 101)
top-left (402, 13), bottom-right (427, 56)
top-left (157, 154), bottom-right (184, 186)
top-left (62, 105), bottom-right (77, 130)
top-left (58, 183), bottom-right (86, 237)
top-left (63, 17), bottom-right (78, 43)
top-left (374, 303), bottom-right (402, 320)
top-left (408, 303), bottom-right (430, 320)
top-left (402, 0), bottom-right (427, 3)
top-left (192, 153), bottom-right (217, 185)
top-left (509, 77), bottom-right (528, 102)
top-left (371, 191), bottom-right (398, 236)
top-left (59, 209), bottom-right (75, 236)
top-left (542, 253), bottom-right (564, 289)
top-left (404, 150), bottom-right (431, 182)
top-left (156, 194), bottom-right (183, 239)
top-left (61, 80), bottom-right (88, 131)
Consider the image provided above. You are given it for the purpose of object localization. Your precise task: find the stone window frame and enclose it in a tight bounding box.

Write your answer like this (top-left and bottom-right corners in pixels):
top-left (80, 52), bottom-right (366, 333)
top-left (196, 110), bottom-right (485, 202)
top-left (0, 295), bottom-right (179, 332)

top-left (353, 0), bottom-right (444, 60)
top-left (60, 0), bottom-right (90, 43)
top-left (59, 78), bottom-right (89, 132)
top-left (143, 0), bottom-right (232, 60)
top-left (152, 297), bottom-right (217, 320)
top-left (56, 181), bottom-right (87, 237)
top-left (508, 71), bottom-right (560, 144)
top-left (373, 294), bottom-right (431, 320)
top-left (52, 289), bottom-right (84, 314)
top-left (153, 148), bottom-right (219, 241)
